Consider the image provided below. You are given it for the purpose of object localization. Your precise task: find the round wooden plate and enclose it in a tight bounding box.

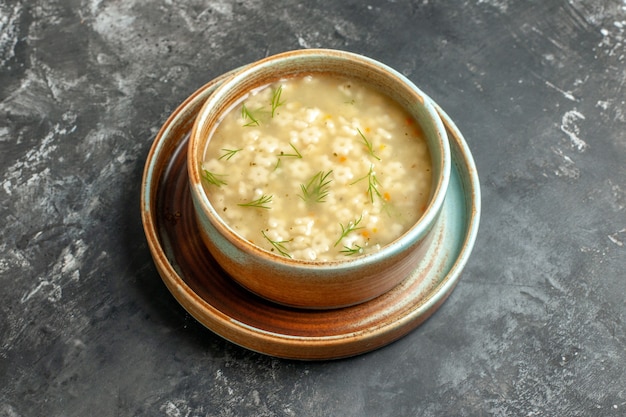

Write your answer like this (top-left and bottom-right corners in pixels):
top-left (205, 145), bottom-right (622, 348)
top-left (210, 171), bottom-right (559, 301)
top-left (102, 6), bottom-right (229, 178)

top-left (141, 73), bottom-right (481, 360)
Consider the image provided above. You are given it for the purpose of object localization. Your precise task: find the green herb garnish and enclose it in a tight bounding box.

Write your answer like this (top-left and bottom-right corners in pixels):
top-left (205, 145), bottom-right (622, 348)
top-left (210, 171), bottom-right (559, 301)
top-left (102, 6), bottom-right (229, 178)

top-left (238, 194), bottom-right (273, 209)
top-left (357, 128), bottom-right (381, 161)
top-left (202, 170), bottom-right (228, 187)
top-left (219, 148), bottom-right (242, 160)
top-left (334, 214), bottom-right (364, 247)
top-left (340, 244), bottom-right (364, 256)
top-left (273, 143), bottom-right (301, 171)
top-left (241, 104), bottom-right (261, 127)
top-left (278, 143), bottom-right (302, 158)
top-left (351, 164), bottom-right (382, 203)
top-left (299, 170), bottom-right (333, 203)
top-left (262, 230), bottom-right (292, 258)
top-left (270, 85), bottom-right (284, 117)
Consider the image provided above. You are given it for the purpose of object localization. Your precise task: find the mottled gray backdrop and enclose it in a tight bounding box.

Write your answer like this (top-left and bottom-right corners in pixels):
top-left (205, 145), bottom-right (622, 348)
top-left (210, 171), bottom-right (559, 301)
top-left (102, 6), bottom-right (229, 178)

top-left (1, 0), bottom-right (625, 416)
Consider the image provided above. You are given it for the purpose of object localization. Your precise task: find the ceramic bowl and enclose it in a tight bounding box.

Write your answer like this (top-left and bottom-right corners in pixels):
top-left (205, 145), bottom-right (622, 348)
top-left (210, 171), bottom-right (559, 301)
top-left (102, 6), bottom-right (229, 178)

top-left (187, 49), bottom-right (451, 309)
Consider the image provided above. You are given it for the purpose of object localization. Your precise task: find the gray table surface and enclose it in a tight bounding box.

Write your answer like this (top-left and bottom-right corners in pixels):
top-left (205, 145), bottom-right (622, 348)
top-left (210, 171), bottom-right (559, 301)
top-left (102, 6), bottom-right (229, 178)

top-left (2, 0), bottom-right (625, 415)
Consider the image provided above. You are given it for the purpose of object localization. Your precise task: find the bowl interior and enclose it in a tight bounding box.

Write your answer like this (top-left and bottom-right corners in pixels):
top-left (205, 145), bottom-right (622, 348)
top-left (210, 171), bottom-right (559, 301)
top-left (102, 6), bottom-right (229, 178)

top-left (189, 49), bottom-right (450, 267)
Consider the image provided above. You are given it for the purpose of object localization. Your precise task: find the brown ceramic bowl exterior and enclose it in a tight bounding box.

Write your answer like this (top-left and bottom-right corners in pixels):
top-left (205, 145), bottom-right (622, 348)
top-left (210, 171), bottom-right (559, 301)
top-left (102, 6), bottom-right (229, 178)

top-left (188, 49), bottom-right (451, 309)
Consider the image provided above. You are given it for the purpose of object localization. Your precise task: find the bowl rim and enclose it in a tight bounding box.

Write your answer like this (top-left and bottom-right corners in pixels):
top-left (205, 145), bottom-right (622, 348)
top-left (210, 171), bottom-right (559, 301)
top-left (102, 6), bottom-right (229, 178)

top-left (188, 48), bottom-right (451, 269)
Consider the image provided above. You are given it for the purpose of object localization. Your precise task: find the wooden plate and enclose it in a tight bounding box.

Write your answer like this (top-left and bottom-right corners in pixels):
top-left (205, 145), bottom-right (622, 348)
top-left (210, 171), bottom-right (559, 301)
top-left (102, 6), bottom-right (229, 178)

top-left (140, 74), bottom-right (481, 360)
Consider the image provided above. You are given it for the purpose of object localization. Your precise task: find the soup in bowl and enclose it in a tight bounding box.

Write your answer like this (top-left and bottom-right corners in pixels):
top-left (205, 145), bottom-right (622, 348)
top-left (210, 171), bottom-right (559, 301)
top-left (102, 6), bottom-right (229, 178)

top-left (188, 49), bottom-right (450, 309)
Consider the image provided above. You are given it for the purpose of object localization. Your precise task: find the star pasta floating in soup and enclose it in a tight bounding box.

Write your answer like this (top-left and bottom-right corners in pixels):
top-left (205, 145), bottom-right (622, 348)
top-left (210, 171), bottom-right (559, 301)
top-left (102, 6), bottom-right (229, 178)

top-left (201, 74), bottom-right (432, 261)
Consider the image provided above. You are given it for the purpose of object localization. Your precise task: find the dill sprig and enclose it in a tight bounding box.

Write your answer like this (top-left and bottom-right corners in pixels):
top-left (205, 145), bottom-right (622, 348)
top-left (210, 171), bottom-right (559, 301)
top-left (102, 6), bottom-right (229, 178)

top-left (351, 164), bottom-right (382, 203)
top-left (238, 194), bottom-right (273, 209)
top-left (273, 143), bottom-right (302, 171)
top-left (270, 85), bottom-right (284, 117)
top-left (241, 104), bottom-right (261, 127)
top-left (219, 148), bottom-right (242, 160)
top-left (357, 128), bottom-right (381, 161)
top-left (277, 143), bottom-right (302, 158)
top-left (334, 214), bottom-right (364, 247)
top-left (299, 170), bottom-right (333, 203)
top-left (262, 230), bottom-right (292, 258)
top-left (340, 244), bottom-right (364, 256)
top-left (202, 170), bottom-right (227, 187)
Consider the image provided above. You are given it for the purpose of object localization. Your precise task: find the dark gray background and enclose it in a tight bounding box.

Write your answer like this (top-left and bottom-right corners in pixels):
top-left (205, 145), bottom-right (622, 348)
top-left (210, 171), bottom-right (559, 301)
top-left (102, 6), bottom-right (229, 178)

top-left (1, 0), bottom-right (625, 415)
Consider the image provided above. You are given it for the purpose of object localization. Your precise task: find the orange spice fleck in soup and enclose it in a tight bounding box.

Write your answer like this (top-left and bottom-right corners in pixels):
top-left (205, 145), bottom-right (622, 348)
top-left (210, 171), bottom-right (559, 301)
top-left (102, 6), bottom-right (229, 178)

top-left (201, 74), bottom-right (432, 261)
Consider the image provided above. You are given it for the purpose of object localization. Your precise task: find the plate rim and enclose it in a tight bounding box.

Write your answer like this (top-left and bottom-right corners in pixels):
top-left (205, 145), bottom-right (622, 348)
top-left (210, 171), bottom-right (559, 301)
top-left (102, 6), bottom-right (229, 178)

top-left (140, 74), bottom-right (481, 360)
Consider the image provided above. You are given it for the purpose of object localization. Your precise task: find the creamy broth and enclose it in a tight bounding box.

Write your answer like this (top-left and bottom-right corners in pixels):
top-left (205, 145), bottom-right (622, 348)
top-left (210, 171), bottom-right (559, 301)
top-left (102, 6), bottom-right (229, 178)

top-left (201, 74), bottom-right (432, 261)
